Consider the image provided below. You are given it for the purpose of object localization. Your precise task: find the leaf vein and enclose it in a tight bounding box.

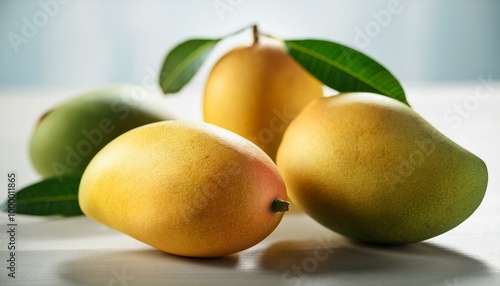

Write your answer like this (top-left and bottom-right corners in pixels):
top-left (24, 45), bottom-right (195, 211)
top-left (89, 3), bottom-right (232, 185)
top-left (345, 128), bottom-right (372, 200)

top-left (287, 42), bottom-right (390, 95)
top-left (162, 40), bottom-right (216, 92)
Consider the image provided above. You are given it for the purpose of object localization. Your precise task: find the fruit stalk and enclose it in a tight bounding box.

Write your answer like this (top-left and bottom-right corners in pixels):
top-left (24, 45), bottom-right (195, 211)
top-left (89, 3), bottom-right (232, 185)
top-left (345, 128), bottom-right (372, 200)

top-left (252, 24), bottom-right (259, 46)
top-left (271, 199), bottom-right (289, 213)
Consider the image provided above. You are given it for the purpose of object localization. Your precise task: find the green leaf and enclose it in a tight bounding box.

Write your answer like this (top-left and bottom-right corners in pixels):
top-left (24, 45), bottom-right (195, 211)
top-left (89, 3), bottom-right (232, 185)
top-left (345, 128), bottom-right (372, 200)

top-left (158, 24), bottom-right (256, 94)
top-left (285, 39), bottom-right (408, 105)
top-left (1, 176), bottom-right (83, 216)
top-left (159, 39), bottom-right (219, 94)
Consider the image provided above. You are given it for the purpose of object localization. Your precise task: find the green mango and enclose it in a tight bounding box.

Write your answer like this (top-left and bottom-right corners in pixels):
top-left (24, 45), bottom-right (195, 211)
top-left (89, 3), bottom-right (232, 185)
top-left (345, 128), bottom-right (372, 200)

top-left (29, 85), bottom-right (173, 178)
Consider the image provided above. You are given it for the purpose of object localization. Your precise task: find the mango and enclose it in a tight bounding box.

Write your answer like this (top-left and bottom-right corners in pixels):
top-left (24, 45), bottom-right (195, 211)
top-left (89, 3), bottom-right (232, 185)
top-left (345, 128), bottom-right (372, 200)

top-left (79, 120), bottom-right (288, 257)
top-left (203, 41), bottom-right (323, 161)
top-left (29, 85), bottom-right (173, 178)
top-left (277, 92), bottom-right (488, 244)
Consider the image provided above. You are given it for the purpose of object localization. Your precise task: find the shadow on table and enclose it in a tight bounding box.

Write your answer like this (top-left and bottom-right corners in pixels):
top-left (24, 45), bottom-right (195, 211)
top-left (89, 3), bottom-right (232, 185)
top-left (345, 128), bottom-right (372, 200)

top-left (56, 236), bottom-right (493, 286)
top-left (57, 249), bottom-right (241, 285)
top-left (258, 237), bottom-right (492, 285)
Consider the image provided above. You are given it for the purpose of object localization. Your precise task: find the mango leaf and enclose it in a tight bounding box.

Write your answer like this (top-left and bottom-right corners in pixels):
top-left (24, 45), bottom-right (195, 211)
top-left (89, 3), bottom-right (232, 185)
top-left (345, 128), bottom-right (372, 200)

top-left (159, 39), bottom-right (219, 94)
top-left (1, 175), bottom-right (83, 216)
top-left (285, 39), bottom-right (408, 105)
top-left (158, 24), bottom-right (256, 94)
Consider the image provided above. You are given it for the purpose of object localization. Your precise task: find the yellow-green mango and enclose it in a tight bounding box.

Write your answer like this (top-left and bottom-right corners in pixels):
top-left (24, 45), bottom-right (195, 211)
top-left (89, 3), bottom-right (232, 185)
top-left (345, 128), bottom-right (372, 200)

top-left (277, 92), bottom-right (488, 244)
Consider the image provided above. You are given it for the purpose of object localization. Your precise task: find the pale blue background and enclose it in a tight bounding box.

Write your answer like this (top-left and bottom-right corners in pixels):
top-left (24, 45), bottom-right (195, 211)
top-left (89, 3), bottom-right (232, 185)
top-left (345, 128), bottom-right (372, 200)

top-left (0, 0), bottom-right (499, 87)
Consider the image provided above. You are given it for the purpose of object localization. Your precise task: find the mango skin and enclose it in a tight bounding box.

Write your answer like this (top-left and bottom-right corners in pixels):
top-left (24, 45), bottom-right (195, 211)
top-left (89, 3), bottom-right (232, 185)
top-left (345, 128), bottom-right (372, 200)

top-left (203, 43), bottom-right (323, 161)
top-left (277, 93), bottom-right (488, 244)
top-left (79, 120), bottom-right (287, 257)
top-left (29, 85), bottom-right (173, 178)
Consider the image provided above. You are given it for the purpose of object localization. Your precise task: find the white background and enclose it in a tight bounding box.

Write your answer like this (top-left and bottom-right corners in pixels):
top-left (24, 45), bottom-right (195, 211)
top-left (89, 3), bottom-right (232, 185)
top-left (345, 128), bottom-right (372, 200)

top-left (0, 0), bottom-right (499, 87)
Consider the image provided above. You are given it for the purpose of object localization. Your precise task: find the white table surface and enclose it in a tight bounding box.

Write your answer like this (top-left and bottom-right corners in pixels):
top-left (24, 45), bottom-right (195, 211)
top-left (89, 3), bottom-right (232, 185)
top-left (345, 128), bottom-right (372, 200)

top-left (0, 82), bottom-right (499, 286)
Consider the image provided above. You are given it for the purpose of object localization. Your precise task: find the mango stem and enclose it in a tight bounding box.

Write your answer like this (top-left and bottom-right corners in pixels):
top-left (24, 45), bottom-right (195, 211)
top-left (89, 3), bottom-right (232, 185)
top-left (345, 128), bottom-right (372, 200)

top-left (272, 199), bottom-right (289, 213)
top-left (252, 24), bottom-right (259, 46)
